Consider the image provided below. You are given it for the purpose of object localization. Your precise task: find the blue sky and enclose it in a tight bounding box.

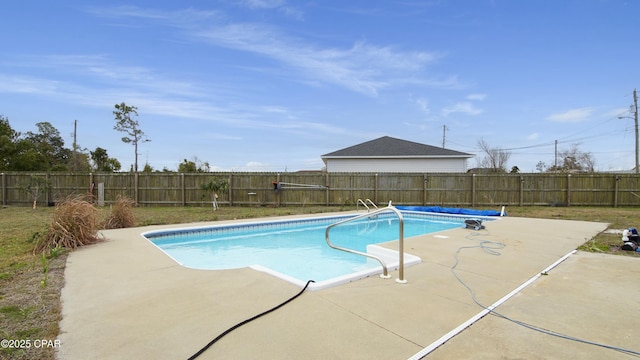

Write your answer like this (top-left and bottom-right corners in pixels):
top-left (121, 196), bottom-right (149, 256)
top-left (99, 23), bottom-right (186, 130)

top-left (2, 0), bottom-right (639, 172)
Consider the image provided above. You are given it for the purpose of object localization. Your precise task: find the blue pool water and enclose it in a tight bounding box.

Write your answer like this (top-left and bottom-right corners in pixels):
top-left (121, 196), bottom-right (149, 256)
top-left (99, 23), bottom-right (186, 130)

top-left (144, 212), bottom-right (466, 288)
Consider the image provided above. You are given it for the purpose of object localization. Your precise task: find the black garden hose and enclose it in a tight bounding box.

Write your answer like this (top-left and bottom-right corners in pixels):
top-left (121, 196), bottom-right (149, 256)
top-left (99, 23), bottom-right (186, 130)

top-left (187, 280), bottom-right (315, 360)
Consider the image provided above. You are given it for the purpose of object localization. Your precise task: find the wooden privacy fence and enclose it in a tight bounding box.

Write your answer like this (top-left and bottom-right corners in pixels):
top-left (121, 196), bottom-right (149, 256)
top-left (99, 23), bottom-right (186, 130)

top-left (1, 172), bottom-right (640, 208)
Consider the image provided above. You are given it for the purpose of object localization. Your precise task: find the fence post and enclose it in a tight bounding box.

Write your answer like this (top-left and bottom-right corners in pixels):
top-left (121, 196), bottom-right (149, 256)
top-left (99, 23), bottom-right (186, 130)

top-left (96, 182), bottom-right (104, 207)
top-left (275, 173), bottom-right (281, 207)
top-left (614, 176), bottom-right (620, 207)
top-left (374, 173), bottom-right (378, 204)
top-left (1, 173), bottom-right (5, 205)
top-left (325, 173), bottom-right (330, 206)
top-left (471, 174), bottom-right (476, 207)
top-left (134, 172), bottom-right (139, 204)
top-left (89, 173), bottom-right (93, 203)
top-left (181, 173), bottom-right (186, 206)
top-left (519, 176), bottom-right (524, 206)
top-left (228, 174), bottom-right (233, 206)
top-left (423, 174), bottom-right (428, 206)
top-left (45, 173), bottom-right (51, 205)
top-left (566, 174), bottom-right (571, 206)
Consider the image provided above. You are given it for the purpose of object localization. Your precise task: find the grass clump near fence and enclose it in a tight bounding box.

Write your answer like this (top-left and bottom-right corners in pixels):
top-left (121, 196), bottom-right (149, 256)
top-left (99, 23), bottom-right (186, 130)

top-left (101, 196), bottom-right (136, 229)
top-left (33, 197), bottom-right (103, 255)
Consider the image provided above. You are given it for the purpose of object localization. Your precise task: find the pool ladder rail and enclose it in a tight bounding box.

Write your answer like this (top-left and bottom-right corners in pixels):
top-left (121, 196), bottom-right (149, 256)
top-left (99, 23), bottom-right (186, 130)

top-left (356, 198), bottom-right (378, 212)
top-left (325, 205), bottom-right (407, 284)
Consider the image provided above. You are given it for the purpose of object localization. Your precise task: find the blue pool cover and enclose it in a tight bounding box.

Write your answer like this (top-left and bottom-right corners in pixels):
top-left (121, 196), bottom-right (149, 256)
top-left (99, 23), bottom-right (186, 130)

top-left (396, 205), bottom-right (504, 217)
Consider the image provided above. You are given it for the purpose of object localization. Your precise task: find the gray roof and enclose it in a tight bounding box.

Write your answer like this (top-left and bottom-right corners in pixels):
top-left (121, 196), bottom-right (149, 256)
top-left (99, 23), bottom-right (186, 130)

top-left (322, 136), bottom-right (473, 158)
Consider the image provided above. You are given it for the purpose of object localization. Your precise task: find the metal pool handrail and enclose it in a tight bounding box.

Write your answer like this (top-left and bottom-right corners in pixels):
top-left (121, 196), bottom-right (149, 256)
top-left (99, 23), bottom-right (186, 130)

top-left (356, 198), bottom-right (379, 212)
top-left (365, 198), bottom-right (378, 209)
top-left (356, 199), bottom-right (370, 212)
top-left (325, 205), bottom-right (407, 283)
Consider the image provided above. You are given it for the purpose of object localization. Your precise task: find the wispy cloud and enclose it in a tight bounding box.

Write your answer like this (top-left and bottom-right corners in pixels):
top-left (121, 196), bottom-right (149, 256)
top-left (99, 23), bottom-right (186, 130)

top-left (0, 74), bottom-right (61, 94)
top-left (87, 6), bottom-right (444, 97)
top-left (236, 0), bottom-right (303, 19)
top-left (416, 98), bottom-right (431, 115)
top-left (5, 54), bottom-right (209, 100)
top-left (84, 6), bottom-right (220, 26)
top-left (441, 102), bottom-right (484, 116)
top-left (466, 93), bottom-right (487, 101)
top-left (0, 54), bottom-right (347, 135)
top-left (607, 107), bottom-right (634, 118)
top-left (547, 107), bottom-right (594, 122)
top-left (194, 23), bottom-right (439, 96)
top-left (202, 133), bottom-right (243, 141)
top-left (240, 0), bottom-right (285, 9)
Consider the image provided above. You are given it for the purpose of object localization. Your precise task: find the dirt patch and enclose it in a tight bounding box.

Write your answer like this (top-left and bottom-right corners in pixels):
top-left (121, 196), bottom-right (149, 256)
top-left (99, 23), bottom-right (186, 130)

top-left (0, 253), bottom-right (67, 360)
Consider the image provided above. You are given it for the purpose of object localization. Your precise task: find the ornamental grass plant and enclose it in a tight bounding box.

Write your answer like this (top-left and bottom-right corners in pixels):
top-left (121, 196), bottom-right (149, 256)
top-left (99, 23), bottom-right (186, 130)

top-left (101, 196), bottom-right (136, 229)
top-left (33, 197), bottom-right (102, 255)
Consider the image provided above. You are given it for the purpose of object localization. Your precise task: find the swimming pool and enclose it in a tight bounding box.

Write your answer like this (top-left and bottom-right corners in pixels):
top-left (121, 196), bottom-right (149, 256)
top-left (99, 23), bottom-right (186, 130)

top-left (143, 211), bottom-right (471, 290)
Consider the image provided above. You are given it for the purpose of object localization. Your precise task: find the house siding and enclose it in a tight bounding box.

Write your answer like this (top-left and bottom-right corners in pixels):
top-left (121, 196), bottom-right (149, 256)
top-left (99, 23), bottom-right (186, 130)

top-left (325, 158), bottom-right (468, 173)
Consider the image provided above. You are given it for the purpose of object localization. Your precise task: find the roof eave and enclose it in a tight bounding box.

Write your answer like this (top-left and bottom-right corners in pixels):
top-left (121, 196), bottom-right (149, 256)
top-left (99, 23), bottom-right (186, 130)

top-left (321, 155), bottom-right (475, 159)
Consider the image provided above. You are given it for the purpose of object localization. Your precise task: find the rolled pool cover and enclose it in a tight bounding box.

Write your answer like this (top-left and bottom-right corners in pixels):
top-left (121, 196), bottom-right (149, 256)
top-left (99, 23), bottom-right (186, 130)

top-left (395, 205), bottom-right (505, 217)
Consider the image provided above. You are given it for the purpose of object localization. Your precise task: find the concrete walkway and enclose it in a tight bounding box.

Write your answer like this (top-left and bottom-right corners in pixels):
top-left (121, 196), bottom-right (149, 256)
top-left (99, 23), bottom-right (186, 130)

top-left (57, 213), bottom-right (640, 359)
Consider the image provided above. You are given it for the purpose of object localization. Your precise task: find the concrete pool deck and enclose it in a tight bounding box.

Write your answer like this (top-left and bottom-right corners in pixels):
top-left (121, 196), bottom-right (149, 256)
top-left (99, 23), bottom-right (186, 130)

top-left (57, 213), bottom-right (640, 359)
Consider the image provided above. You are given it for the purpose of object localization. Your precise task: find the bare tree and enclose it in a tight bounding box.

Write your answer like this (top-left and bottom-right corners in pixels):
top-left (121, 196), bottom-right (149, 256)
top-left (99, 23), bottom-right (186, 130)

top-left (548, 144), bottom-right (596, 172)
top-left (476, 138), bottom-right (511, 172)
top-left (20, 176), bottom-right (50, 209)
top-left (113, 102), bottom-right (149, 173)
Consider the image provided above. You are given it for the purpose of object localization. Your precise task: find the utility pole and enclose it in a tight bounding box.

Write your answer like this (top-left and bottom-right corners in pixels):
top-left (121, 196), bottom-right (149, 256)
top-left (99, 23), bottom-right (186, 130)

top-left (442, 125), bottom-right (448, 148)
top-left (618, 89), bottom-right (638, 174)
top-left (554, 139), bottom-right (558, 172)
top-left (634, 89), bottom-right (638, 174)
top-left (73, 120), bottom-right (78, 154)
top-left (71, 119), bottom-right (78, 171)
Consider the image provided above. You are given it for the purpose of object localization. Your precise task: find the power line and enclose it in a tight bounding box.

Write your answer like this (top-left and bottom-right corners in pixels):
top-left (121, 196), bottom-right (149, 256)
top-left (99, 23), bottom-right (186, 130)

top-left (554, 111), bottom-right (624, 143)
top-left (439, 105), bottom-right (634, 171)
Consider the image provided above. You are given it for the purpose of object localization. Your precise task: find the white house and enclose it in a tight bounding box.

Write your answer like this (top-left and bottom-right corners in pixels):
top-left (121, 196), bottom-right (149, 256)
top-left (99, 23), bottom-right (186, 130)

top-left (321, 136), bottom-right (473, 173)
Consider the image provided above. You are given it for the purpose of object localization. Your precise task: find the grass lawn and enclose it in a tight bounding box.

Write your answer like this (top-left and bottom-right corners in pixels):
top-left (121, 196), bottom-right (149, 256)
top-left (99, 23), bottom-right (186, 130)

top-left (0, 204), bottom-right (639, 359)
